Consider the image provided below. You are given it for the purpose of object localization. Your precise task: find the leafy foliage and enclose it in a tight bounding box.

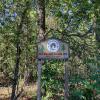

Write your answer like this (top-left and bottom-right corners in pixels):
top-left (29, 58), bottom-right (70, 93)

top-left (0, 0), bottom-right (100, 99)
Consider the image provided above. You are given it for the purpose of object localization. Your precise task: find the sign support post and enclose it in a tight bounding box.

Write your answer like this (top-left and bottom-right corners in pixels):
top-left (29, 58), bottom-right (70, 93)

top-left (37, 59), bottom-right (42, 100)
top-left (64, 60), bottom-right (69, 100)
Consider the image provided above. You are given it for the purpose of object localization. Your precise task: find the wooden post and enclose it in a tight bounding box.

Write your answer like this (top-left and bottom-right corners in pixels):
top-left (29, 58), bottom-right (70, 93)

top-left (37, 59), bottom-right (42, 100)
top-left (64, 60), bottom-right (69, 100)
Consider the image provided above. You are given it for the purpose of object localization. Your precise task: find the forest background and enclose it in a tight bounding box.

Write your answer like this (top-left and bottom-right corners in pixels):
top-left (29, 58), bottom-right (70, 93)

top-left (0, 0), bottom-right (100, 100)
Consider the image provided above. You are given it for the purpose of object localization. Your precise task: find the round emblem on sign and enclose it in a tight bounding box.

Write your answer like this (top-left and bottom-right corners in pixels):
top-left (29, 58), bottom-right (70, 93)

top-left (47, 39), bottom-right (60, 52)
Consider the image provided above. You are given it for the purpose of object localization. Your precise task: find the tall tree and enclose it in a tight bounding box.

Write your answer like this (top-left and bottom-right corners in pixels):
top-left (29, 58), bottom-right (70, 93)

top-left (37, 0), bottom-right (45, 100)
top-left (11, 2), bottom-right (30, 100)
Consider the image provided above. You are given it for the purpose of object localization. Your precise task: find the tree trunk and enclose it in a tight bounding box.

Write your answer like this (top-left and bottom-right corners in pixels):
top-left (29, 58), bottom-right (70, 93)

top-left (94, 1), bottom-right (100, 67)
top-left (11, 2), bottom-right (29, 100)
top-left (37, 0), bottom-right (45, 42)
top-left (11, 41), bottom-right (20, 100)
top-left (37, 0), bottom-right (45, 100)
top-left (95, 17), bottom-right (100, 79)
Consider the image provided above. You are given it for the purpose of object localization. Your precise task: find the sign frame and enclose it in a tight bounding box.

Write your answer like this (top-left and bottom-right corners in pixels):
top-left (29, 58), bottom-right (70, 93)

top-left (37, 38), bottom-right (69, 100)
top-left (37, 38), bottom-right (69, 60)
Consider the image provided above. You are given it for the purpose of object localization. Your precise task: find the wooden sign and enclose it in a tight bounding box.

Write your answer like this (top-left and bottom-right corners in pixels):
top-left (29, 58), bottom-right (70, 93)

top-left (38, 39), bottom-right (69, 60)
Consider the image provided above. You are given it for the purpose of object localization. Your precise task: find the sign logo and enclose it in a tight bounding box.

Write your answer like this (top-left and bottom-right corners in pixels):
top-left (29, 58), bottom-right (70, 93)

top-left (47, 39), bottom-right (60, 52)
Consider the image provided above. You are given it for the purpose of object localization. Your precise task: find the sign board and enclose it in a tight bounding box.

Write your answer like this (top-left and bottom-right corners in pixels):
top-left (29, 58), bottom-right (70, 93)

top-left (38, 39), bottom-right (69, 60)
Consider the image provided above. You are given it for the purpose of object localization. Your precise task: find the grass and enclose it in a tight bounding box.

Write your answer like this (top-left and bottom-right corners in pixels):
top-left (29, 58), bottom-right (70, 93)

top-left (0, 81), bottom-right (37, 100)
